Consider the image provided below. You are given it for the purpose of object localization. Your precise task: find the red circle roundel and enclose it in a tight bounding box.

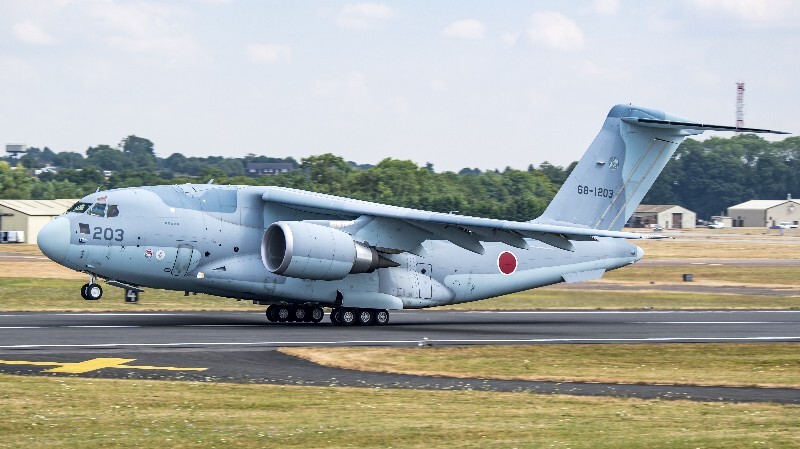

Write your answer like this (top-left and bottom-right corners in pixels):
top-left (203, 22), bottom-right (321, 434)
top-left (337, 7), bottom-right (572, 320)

top-left (498, 251), bottom-right (517, 275)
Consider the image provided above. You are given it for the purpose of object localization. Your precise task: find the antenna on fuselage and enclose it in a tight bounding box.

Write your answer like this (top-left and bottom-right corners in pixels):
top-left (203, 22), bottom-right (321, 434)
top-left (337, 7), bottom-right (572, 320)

top-left (207, 179), bottom-right (215, 184)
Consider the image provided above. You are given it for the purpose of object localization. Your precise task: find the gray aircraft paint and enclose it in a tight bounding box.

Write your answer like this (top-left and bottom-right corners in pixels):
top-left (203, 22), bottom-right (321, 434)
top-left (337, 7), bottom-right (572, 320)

top-left (37, 105), bottom-right (786, 315)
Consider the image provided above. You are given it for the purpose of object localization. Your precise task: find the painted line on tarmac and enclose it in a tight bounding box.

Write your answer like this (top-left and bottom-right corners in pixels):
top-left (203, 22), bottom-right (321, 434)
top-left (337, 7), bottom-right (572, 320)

top-left (457, 310), bottom-right (800, 314)
top-left (1, 336), bottom-right (799, 349)
top-left (634, 321), bottom-right (794, 324)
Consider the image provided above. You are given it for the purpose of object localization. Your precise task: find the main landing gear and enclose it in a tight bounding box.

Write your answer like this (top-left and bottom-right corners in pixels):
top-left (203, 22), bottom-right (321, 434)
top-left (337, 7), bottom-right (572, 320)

top-left (80, 275), bottom-right (103, 301)
top-left (330, 307), bottom-right (390, 326)
top-left (266, 305), bottom-right (325, 324)
top-left (265, 305), bottom-right (390, 326)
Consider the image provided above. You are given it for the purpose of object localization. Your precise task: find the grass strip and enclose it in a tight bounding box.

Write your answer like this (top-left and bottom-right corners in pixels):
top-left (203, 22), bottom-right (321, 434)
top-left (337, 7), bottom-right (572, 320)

top-left (443, 288), bottom-right (800, 310)
top-left (281, 343), bottom-right (800, 388)
top-left (1, 277), bottom-right (797, 312)
top-left (0, 278), bottom-right (257, 312)
top-left (1, 374), bottom-right (798, 448)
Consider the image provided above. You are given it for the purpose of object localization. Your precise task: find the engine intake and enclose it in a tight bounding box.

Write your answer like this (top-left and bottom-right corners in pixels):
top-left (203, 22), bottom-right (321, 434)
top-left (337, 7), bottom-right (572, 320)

top-left (262, 221), bottom-right (397, 281)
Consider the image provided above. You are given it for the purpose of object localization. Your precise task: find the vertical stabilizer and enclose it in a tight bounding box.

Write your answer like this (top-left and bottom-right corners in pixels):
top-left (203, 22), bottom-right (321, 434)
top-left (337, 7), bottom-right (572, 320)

top-left (535, 105), bottom-right (694, 231)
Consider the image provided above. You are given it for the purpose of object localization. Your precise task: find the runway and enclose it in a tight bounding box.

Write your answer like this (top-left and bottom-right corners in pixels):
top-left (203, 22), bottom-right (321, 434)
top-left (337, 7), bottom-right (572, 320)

top-left (1, 310), bottom-right (798, 403)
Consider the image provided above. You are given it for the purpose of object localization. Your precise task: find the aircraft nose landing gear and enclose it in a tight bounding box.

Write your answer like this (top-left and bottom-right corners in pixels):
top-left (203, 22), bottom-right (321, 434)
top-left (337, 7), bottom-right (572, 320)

top-left (80, 275), bottom-right (103, 301)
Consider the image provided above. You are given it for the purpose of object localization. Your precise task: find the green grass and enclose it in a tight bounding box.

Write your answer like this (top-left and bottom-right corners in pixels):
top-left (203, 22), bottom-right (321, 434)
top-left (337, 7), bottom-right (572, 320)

top-left (283, 343), bottom-right (800, 388)
top-left (1, 374), bottom-right (798, 448)
top-left (443, 288), bottom-right (800, 310)
top-left (0, 278), bottom-right (258, 312)
top-left (1, 278), bottom-right (797, 312)
top-left (605, 265), bottom-right (800, 285)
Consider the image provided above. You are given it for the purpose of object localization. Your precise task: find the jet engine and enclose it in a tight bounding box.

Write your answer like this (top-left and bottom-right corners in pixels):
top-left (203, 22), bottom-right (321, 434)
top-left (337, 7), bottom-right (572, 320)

top-left (262, 221), bottom-right (397, 281)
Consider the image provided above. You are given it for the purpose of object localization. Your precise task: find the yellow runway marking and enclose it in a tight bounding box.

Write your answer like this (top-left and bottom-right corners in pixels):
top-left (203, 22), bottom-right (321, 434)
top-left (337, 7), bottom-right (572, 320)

top-left (0, 358), bottom-right (208, 374)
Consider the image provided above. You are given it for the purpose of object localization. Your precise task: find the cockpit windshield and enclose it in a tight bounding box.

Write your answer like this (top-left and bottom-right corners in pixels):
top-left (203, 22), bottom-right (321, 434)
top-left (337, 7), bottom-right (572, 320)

top-left (87, 203), bottom-right (107, 217)
top-left (67, 202), bottom-right (92, 213)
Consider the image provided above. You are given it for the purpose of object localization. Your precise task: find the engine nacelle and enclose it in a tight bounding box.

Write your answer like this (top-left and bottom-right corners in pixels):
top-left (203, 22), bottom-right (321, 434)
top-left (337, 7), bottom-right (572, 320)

top-left (262, 221), bottom-right (396, 281)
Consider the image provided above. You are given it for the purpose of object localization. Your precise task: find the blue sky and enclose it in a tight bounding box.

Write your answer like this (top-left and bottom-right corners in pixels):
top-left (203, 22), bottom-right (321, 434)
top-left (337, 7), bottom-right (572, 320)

top-left (2, 0), bottom-right (798, 172)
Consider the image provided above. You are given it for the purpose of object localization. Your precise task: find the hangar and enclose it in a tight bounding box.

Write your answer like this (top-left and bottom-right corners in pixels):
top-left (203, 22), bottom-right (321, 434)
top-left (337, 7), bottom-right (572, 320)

top-left (628, 205), bottom-right (697, 229)
top-left (727, 198), bottom-right (800, 227)
top-left (0, 199), bottom-right (75, 244)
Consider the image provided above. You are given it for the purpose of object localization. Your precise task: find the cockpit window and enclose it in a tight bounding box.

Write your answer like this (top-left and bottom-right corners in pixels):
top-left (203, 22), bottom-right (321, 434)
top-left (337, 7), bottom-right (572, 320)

top-left (67, 202), bottom-right (92, 213)
top-left (107, 205), bottom-right (120, 218)
top-left (87, 203), bottom-right (107, 217)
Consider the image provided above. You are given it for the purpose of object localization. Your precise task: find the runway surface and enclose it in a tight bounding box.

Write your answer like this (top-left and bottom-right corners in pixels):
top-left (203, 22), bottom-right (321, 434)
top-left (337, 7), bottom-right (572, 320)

top-left (1, 310), bottom-right (798, 403)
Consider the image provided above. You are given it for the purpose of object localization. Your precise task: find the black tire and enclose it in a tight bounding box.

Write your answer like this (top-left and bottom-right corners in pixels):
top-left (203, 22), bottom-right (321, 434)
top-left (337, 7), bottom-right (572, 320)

top-left (339, 308), bottom-right (356, 326)
top-left (355, 309), bottom-right (374, 326)
top-left (375, 309), bottom-right (390, 326)
top-left (276, 306), bottom-right (290, 322)
top-left (265, 305), bottom-right (278, 322)
top-left (310, 307), bottom-right (324, 323)
top-left (80, 283), bottom-right (90, 300)
top-left (293, 306), bottom-right (306, 322)
top-left (330, 308), bottom-right (342, 326)
top-left (85, 283), bottom-right (103, 300)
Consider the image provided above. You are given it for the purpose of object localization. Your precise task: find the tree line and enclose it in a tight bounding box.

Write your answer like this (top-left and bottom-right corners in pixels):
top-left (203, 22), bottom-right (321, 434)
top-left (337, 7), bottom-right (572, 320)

top-left (2, 133), bottom-right (799, 221)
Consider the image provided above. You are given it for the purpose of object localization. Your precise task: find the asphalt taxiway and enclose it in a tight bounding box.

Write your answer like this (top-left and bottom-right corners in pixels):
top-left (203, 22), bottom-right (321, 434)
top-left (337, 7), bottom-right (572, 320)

top-left (1, 310), bottom-right (798, 403)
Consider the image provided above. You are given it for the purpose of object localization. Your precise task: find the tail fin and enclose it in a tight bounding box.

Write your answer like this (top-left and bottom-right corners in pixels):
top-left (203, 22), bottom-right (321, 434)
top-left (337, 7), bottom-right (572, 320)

top-left (535, 104), bottom-right (787, 231)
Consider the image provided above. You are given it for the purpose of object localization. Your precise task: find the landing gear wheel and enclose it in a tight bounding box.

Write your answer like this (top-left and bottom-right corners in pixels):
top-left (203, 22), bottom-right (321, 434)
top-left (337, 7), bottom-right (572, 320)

top-left (85, 283), bottom-right (103, 301)
top-left (310, 307), bottom-right (324, 323)
top-left (266, 305), bottom-right (278, 322)
top-left (339, 308), bottom-right (356, 326)
top-left (276, 306), bottom-right (291, 322)
top-left (80, 283), bottom-right (90, 300)
top-left (292, 306), bottom-right (306, 322)
top-left (330, 308), bottom-right (342, 326)
top-left (356, 309), bottom-right (374, 326)
top-left (374, 309), bottom-right (390, 326)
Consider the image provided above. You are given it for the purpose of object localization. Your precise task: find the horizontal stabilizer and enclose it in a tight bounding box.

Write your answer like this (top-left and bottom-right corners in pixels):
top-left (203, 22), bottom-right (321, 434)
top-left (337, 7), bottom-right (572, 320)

top-left (622, 117), bottom-right (790, 135)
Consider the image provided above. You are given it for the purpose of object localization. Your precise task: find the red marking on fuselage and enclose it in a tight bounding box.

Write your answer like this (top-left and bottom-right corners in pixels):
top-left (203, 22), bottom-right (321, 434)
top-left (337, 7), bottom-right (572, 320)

top-left (498, 251), bottom-right (517, 275)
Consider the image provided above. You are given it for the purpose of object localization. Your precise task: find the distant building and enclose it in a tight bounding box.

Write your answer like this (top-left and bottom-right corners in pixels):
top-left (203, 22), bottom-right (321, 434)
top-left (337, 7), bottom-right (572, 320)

top-left (0, 199), bottom-right (76, 244)
top-left (727, 198), bottom-right (800, 227)
top-left (628, 205), bottom-right (696, 229)
top-left (245, 162), bottom-right (294, 176)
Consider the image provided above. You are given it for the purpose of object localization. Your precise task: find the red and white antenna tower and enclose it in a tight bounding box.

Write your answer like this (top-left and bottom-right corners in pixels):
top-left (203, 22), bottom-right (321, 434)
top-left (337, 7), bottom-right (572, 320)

top-left (735, 82), bottom-right (745, 128)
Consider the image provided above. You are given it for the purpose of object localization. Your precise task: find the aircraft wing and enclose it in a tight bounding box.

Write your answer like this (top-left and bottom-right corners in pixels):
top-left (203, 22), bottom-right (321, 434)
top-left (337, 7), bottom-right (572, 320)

top-left (262, 186), bottom-right (654, 254)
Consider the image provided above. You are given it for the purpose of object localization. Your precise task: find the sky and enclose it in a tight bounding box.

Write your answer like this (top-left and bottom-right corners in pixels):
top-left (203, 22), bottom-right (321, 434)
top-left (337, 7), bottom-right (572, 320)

top-left (2, 0), bottom-right (799, 172)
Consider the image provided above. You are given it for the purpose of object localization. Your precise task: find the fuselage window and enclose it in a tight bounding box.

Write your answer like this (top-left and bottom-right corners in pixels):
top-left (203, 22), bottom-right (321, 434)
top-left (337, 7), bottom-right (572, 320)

top-left (107, 205), bottom-right (120, 218)
top-left (79, 223), bottom-right (90, 234)
top-left (87, 203), bottom-right (107, 217)
top-left (68, 202), bottom-right (92, 213)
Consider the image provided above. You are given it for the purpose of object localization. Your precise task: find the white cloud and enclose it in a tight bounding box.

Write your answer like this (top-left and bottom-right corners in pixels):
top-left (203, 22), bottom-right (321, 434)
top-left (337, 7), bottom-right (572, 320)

top-left (591, 0), bottom-right (621, 16)
top-left (247, 43), bottom-right (292, 64)
top-left (689, 0), bottom-right (800, 27)
top-left (336, 3), bottom-right (395, 30)
top-left (501, 31), bottom-right (521, 47)
top-left (576, 60), bottom-right (631, 81)
top-left (313, 71), bottom-right (368, 100)
top-left (12, 20), bottom-right (55, 45)
top-left (441, 19), bottom-right (485, 39)
top-left (87, 2), bottom-right (199, 58)
top-left (527, 11), bottom-right (585, 51)
top-left (0, 56), bottom-right (38, 82)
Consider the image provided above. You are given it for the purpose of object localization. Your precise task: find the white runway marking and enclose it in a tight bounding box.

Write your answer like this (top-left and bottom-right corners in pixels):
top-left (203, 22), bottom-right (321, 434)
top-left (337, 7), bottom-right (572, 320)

top-left (634, 321), bottom-right (791, 324)
top-left (1, 336), bottom-right (798, 349)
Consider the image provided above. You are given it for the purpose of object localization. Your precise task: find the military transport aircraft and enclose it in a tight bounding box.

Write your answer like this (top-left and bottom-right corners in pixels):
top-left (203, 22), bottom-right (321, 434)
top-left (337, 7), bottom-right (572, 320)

top-left (37, 104), bottom-right (787, 326)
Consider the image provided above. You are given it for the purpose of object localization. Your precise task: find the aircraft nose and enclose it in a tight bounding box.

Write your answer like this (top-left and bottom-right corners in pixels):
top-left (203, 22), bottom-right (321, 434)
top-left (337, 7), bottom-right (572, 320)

top-left (635, 245), bottom-right (644, 260)
top-left (38, 217), bottom-right (70, 263)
